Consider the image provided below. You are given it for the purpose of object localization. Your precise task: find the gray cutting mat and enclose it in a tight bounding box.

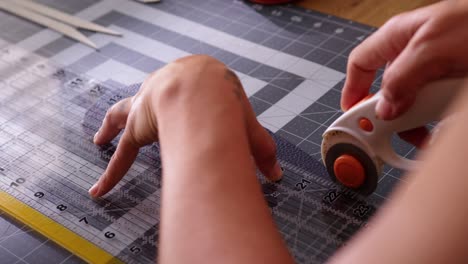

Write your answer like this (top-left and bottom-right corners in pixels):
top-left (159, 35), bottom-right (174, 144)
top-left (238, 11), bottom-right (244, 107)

top-left (0, 0), bottom-right (416, 263)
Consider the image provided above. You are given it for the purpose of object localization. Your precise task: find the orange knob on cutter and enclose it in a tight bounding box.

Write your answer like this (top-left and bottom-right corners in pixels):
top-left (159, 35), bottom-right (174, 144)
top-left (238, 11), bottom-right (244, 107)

top-left (333, 154), bottom-right (365, 188)
top-left (359, 117), bottom-right (373, 132)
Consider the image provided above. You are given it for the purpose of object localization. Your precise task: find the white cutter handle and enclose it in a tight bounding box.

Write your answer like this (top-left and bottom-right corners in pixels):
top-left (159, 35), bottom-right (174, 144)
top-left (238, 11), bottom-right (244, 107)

top-left (328, 78), bottom-right (466, 171)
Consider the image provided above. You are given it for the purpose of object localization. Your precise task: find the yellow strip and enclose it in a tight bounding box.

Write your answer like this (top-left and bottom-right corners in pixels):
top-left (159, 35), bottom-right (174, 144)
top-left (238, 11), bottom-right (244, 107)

top-left (0, 191), bottom-right (123, 264)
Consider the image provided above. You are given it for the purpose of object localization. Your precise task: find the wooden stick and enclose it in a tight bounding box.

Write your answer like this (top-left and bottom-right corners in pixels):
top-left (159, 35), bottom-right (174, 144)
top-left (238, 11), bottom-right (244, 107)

top-left (0, 1), bottom-right (97, 49)
top-left (13, 0), bottom-right (122, 36)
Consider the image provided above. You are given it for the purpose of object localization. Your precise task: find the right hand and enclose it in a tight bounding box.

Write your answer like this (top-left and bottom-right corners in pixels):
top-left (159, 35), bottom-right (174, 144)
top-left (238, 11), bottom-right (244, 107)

top-left (341, 0), bottom-right (468, 121)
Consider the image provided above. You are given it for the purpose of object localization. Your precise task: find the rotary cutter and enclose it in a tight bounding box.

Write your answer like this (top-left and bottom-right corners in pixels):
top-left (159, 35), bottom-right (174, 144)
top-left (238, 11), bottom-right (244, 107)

top-left (321, 78), bottom-right (465, 195)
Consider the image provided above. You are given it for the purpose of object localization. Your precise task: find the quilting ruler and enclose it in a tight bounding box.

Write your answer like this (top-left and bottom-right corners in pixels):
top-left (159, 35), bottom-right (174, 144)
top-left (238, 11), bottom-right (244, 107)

top-left (0, 44), bottom-right (159, 264)
top-left (0, 0), bottom-right (417, 263)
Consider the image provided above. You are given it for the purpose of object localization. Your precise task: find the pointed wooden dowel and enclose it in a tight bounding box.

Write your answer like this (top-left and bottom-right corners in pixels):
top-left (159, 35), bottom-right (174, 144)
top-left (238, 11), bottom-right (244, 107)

top-left (13, 0), bottom-right (122, 36)
top-left (0, 1), bottom-right (97, 49)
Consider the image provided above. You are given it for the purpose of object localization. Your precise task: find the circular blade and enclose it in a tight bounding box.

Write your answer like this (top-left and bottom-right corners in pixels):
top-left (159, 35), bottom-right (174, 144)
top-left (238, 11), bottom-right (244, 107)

top-left (321, 131), bottom-right (383, 195)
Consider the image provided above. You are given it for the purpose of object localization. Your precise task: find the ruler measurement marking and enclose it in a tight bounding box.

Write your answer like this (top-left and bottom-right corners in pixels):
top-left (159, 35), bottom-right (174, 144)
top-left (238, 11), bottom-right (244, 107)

top-left (0, 45), bottom-right (158, 262)
top-left (0, 174), bottom-right (124, 256)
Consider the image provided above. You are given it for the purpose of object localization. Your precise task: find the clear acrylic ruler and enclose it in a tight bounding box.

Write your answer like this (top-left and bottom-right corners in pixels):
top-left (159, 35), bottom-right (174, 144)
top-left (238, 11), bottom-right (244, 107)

top-left (0, 43), bottom-right (161, 264)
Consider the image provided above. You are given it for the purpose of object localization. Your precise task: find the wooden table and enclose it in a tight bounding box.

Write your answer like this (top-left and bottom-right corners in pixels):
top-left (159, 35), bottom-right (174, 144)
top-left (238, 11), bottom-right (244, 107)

top-left (296, 0), bottom-right (439, 27)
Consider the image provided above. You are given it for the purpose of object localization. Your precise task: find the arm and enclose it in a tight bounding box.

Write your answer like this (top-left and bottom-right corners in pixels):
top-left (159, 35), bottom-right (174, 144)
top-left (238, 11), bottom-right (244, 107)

top-left (328, 82), bottom-right (468, 263)
top-left (155, 57), bottom-right (293, 263)
top-left (334, 0), bottom-right (468, 261)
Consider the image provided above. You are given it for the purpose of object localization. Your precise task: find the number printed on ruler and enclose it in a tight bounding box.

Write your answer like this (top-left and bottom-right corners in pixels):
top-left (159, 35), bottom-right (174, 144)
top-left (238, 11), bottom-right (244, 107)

top-left (0, 44), bottom-right (160, 263)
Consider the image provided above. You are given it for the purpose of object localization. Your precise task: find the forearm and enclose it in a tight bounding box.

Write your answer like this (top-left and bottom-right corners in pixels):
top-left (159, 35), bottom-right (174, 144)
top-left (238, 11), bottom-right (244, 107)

top-left (329, 83), bottom-right (468, 263)
top-left (155, 62), bottom-right (293, 263)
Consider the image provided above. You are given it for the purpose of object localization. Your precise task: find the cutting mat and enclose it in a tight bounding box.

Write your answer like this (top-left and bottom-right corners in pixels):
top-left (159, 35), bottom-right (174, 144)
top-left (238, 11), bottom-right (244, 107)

top-left (0, 0), bottom-right (417, 263)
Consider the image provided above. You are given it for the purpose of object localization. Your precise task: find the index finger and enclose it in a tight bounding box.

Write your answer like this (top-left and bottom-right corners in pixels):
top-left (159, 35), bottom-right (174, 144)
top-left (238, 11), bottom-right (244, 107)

top-left (341, 7), bottom-right (433, 111)
top-left (89, 129), bottom-right (139, 197)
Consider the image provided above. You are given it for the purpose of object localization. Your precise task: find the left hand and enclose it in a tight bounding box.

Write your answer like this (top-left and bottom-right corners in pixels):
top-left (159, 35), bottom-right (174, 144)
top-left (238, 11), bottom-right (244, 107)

top-left (89, 55), bottom-right (283, 197)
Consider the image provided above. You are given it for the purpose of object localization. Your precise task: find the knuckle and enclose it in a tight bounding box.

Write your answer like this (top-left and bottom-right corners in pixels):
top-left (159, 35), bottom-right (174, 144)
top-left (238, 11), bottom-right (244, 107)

top-left (191, 54), bottom-right (220, 64)
top-left (156, 77), bottom-right (182, 105)
top-left (193, 54), bottom-right (222, 64)
top-left (412, 42), bottom-right (448, 74)
top-left (348, 47), bottom-right (361, 64)
top-left (157, 57), bottom-right (225, 99)
top-left (171, 54), bottom-right (223, 68)
top-left (256, 130), bottom-right (277, 164)
top-left (383, 13), bottom-right (406, 29)
top-left (410, 33), bottom-right (437, 55)
top-left (106, 103), bottom-right (129, 128)
top-left (103, 109), bottom-right (115, 124)
top-left (381, 69), bottom-right (406, 101)
top-left (150, 54), bottom-right (229, 109)
top-left (145, 69), bottom-right (161, 83)
top-left (347, 47), bottom-right (370, 73)
top-left (99, 174), bottom-right (112, 191)
top-left (124, 124), bottom-right (141, 148)
top-left (348, 50), bottom-right (358, 65)
top-left (108, 106), bottom-right (119, 118)
top-left (124, 115), bottom-right (154, 147)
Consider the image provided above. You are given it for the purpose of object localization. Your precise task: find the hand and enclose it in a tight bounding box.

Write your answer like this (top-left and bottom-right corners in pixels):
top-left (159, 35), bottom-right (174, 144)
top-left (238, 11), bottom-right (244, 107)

top-left (341, 0), bottom-right (468, 120)
top-left (89, 55), bottom-right (283, 197)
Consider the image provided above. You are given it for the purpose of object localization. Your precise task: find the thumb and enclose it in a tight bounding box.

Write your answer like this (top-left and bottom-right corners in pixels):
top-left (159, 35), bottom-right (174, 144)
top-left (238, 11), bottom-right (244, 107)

top-left (377, 34), bottom-right (449, 120)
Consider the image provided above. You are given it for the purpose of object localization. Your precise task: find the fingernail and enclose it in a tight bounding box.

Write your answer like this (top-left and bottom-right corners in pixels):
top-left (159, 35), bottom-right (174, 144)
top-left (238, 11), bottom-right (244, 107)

top-left (340, 100), bottom-right (350, 112)
top-left (93, 131), bottom-right (100, 143)
top-left (89, 182), bottom-right (100, 197)
top-left (341, 104), bottom-right (348, 112)
top-left (270, 161), bottom-right (283, 182)
top-left (375, 98), bottom-right (395, 120)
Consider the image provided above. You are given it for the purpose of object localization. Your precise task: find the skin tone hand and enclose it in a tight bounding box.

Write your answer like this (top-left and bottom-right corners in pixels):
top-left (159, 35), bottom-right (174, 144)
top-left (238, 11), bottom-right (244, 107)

top-left (89, 55), bottom-right (282, 197)
top-left (341, 0), bottom-right (468, 121)
top-left (89, 55), bottom-right (293, 263)
top-left (329, 83), bottom-right (468, 264)
top-left (329, 2), bottom-right (468, 262)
